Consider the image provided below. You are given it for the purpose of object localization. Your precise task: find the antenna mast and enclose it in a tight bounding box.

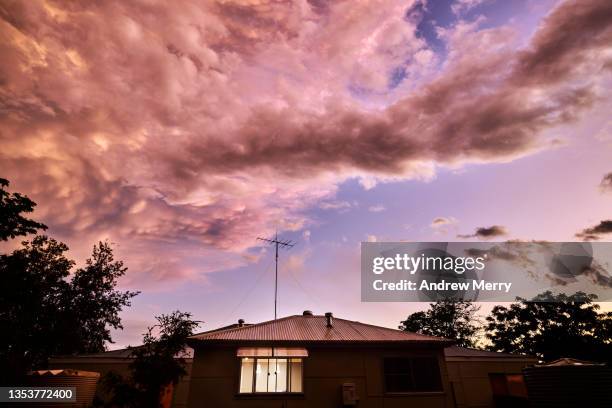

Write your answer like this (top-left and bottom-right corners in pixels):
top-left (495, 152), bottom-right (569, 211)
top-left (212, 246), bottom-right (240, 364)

top-left (257, 233), bottom-right (295, 319)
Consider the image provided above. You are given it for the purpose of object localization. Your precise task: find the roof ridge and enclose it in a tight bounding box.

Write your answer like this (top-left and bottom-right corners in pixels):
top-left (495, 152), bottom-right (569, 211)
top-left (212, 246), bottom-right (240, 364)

top-left (189, 314), bottom-right (452, 343)
top-left (189, 315), bottom-right (299, 339)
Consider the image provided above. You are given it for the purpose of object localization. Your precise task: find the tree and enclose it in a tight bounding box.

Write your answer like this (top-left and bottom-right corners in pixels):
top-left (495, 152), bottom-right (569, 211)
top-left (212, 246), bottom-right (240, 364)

top-left (0, 236), bottom-right (73, 380)
top-left (0, 178), bottom-right (138, 383)
top-left (60, 242), bottom-right (139, 355)
top-left (400, 299), bottom-right (481, 347)
top-left (0, 178), bottom-right (47, 240)
top-left (485, 291), bottom-right (612, 363)
top-left (0, 237), bottom-right (139, 383)
top-left (103, 311), bottom-right (199, 408)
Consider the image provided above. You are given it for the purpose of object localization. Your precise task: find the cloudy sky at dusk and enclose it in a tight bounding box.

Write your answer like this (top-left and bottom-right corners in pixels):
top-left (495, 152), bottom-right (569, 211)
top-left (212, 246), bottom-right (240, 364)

top-left (2, 0), bottom-right (612, 347)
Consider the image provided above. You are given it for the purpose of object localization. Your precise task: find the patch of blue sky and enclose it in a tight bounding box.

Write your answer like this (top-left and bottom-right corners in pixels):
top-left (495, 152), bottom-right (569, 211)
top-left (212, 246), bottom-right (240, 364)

top-left (388, 0), bottom-right (541, 91)
top-left (384, 0), bottom-right (458, 91)
top-left (388, 66), bottom-right (408, 90)
top-left (461, 0), bottom-right (530, 30)
top-left (408, 0), bottom-right (456, 57)
top-left (355, 1), bottom-right (550, 97)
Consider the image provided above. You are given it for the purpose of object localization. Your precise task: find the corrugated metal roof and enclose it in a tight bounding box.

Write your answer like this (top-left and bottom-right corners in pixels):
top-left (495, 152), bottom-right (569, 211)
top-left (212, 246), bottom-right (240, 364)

top-left (50, 347), bottom-right (195, 360)
top-left (444, 346), bottom-right (536, 360)
top-left (29, 369), bottom-right (100, 378)
top-left (189, 314), bottom-right (451, 344)
top-left (537, 358), bottom-right (604, 367)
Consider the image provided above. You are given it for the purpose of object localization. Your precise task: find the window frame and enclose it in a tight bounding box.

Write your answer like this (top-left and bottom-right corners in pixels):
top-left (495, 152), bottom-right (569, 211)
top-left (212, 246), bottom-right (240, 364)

top-left (238, 356), bottom-right (304, 395)
top-left (382, 356), bottom-right (444, 395)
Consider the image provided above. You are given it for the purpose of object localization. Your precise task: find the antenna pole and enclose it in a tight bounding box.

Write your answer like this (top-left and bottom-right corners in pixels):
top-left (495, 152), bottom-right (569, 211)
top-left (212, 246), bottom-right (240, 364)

top-left (274, 233), bottom-right (279, 319)
top-left (257, 233), bottom-right (295, 320)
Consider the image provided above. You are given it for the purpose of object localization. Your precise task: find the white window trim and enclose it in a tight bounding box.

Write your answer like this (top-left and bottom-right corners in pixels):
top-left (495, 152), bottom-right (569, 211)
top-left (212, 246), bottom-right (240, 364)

top-left (239, 357), bottom-right (304, 394)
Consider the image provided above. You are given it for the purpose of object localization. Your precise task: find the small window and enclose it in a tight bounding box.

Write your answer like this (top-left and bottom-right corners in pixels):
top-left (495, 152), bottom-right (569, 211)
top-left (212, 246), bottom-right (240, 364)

top-left (383, 357), bottom-right (442, 393)
top-left (239, 357), bottom-right (303, 393)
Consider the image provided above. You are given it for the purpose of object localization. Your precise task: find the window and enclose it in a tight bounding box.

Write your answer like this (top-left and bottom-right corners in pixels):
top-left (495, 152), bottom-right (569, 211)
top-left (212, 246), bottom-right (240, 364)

top-left (239, 358), bottom-right (303, 393)
top-left (383, 357), bottom-right (442, 393)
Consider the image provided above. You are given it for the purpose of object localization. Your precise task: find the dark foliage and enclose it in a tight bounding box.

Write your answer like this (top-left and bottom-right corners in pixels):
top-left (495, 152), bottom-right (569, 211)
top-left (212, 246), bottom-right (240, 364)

top-left (101, 311), bottom-right (199, 408)
top-left (61, 242), bottom-right (139, 354)
top-left (0, 236), bottom-right (73, 380)
top-left (0, 178), bottom-right (47, 240)
top-left (400, 299), bottom-right (481, 348)
top-left (485, 291), bottom-right (612, 363)
top-left (0, 237), bottom-right (139, 383)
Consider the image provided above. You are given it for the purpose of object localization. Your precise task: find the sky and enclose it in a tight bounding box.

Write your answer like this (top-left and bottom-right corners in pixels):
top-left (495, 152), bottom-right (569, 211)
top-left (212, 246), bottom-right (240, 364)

top-left (1, 0), bottom-right (612, 348)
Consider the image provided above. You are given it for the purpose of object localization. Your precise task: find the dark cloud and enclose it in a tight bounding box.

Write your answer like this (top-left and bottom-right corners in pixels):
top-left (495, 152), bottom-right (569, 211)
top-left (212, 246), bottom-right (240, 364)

top-left (600, 172), bottom-right (612, 193)
top-left (575, 220), bottom-right (612, 241)
top-left (582, 265), bottom-right (612, 288)
top-left (511, 0), bottom-right (612, 86)
top-left (467, 242), bottom-right (612, 289)
top-left (159, 0), bottom-right (612, 184)
top-left (465, 242), bottom-right (538, 278)
top-left (458, 225), bottom-right (507, 239)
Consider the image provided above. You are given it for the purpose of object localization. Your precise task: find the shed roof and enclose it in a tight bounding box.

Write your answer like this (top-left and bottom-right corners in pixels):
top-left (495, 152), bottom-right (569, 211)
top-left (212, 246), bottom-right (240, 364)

top-left (444, 346), bottom-right (536, 361)
top-left (188, 314), bottom-right (451, 344)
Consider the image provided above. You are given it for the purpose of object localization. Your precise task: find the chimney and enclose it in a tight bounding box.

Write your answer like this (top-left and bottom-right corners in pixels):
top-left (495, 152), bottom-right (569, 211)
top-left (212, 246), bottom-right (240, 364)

top-left (325, 312), bottom-right (333, 328)
top-left (303, 310), bottom-right (313, 316)
top-left (238, 319), bottom-right (245, 327)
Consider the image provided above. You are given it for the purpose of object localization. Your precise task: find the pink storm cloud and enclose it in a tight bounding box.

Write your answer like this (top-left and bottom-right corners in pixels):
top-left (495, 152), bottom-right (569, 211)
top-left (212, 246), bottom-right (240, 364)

top-left (1, 0), bottom-right (611, 286)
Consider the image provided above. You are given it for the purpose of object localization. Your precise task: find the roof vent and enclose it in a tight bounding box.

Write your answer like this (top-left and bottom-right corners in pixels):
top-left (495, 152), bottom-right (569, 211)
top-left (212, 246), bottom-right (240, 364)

top-left (325, 312), bottom-right (333, 328)
top-left (303, 310), bottom-right (313, 316)
top-left (238, 319), bottom-right (245, 327)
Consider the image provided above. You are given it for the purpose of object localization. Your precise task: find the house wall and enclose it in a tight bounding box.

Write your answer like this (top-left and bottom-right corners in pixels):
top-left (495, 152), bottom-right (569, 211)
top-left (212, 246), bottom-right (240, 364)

top-left (446, 358), bottom-right (535, 408)
top-left (187, 344), bottom-right (455, 408)
top-left (49, 350), bottom-right (536, 408)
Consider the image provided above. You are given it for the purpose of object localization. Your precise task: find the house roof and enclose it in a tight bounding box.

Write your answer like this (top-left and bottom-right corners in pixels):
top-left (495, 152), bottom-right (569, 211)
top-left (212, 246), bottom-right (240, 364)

top-left (537, 358), bottom-right (605, 367)
top-left (444, 346), bottom-right (536, 361)
top-left (49, 347), bottom-right (195, 362)
top-left (188, 314), bottom-right (452, 345)
top-left (30, 369), bottom-right (100, 378)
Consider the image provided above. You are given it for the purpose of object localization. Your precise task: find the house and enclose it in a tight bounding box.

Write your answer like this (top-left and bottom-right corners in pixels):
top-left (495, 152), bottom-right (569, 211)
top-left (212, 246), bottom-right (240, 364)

top-left (50, 311), bottom-right (537, 408)
top-left (185, 311), bottom-right (455, 408)
top-left (444, 346), bottom-right (535, 408)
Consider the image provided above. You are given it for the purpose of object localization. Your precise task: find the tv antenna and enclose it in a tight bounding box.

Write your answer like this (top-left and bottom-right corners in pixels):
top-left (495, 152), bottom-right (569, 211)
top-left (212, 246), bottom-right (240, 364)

top-left (257, 233), bottom-right (295, 319)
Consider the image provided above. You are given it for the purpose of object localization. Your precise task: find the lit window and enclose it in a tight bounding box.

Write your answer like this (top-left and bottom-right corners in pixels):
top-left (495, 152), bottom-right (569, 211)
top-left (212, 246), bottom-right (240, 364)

top-left (239, 357), bottom-right (303, 393)
top-left (383, 357), bottom-right (442, 393)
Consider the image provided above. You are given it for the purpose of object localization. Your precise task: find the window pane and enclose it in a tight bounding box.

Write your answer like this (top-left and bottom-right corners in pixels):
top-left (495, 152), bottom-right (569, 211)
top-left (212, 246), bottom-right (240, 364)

top-left (383, 357), bottom-right (442, 393)
top-left (239, 358), bottom-right (254, 393)
top-left (384, 358), bottom-right (411, 374)
top-left (255, 359), bottom-right (270, 392)
top-left (412, 358), bottom-right (442, 391)
top-left (243, 358), bottom-right (303, 393)
top-left (385, 374), bottom-right (412, 392)
top-left (271, 359), bottom-right (287, 392)
top-left (289, 359), bottom-right (303, 392)
top-left (384, 358), bottom-right (414, 392)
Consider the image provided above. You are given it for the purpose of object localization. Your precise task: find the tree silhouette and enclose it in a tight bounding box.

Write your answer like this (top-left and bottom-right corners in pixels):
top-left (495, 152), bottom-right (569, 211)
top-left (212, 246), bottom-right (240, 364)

top-left (102, 311), bottom-right (199, 408)
top-left (400, 299), bottom-right (481, 347)
top-left (0, 178), bottom-right (47, 240)
top-left (485, 291), bottom-right (612, 363)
